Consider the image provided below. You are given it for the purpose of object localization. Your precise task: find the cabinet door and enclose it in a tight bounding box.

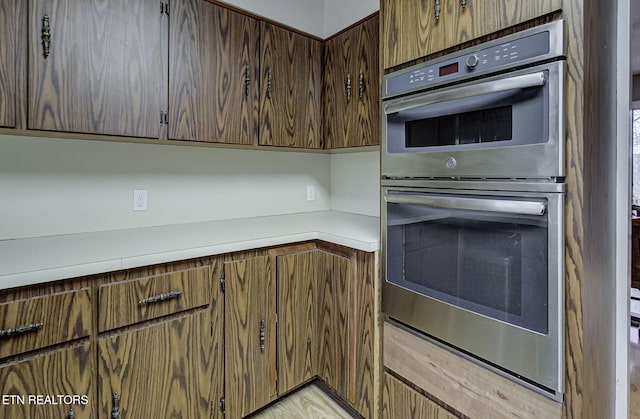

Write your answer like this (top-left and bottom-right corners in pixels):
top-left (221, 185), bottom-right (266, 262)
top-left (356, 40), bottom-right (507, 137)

top-left (28, 0), bottom-right (162, 138)
top-left (0, 0), bottom-right (20, 128)
top-left (224, 255), bottom-right (275, 418)
top-left (382, 372), bottom-right (458, 419)
top-left (323, 27), bottom-right (356, 149)
top-left (448, 0), bottom-right (562, 48)
top-left (381, 0), bottom-right (446, 69)
top-left (277, 251), bottom-right (319, 394)
top-left (98, 311), bottom-right (212, 418)
top-left (260, 23), bottom-right (322, 148)
top-left (0, 342), bottom-right (92, 418)
top-left (355, 15), bottom-right (380, 147)
top-left (169, 0), bottom-right (259, 144)
top-left (316, 251), bottom-right (351, 397)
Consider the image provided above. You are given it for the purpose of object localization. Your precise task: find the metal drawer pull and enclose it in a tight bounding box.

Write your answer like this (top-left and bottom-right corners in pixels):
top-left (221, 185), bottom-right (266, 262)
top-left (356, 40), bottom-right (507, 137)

top-left (138, 291), bottom-right (183, 306)
top-left (267, 70), bottom-right (273, 99)
top-left (460, 0), bottom-right (467, 8)
top-left (358, 72), bottom-right (365, 98)
top-left (0, 322), bottom-right (43, 339)
top-left (259, 319), bottom-right (266, 352)
top-left (346, 74), bottom-right (352, 102)
top-left (68, 408), bottom-right (75, 419)
top-left (41, 15), bottom-right (51, 58)
top-left (245, 68), bottom-right (250, 97)
top-left (435, 0), bottom-right (441, 21)
top-left (111, 393), bottom-right (120, 419)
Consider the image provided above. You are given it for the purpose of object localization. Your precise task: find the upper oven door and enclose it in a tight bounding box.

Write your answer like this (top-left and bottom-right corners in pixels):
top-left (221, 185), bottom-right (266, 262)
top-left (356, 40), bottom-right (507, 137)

top-left (381, 61), bottom-right (565, 179)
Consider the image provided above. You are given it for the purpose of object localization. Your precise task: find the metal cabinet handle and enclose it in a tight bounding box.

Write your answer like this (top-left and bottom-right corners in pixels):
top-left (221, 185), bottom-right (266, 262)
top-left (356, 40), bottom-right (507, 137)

top-left (259, 319), bottom-right (266, 352)
top-left (0, 322), bottom-right (43, 339)
top-left (460, 0), bottom-right (467, 8)
top-left (267, 70), bottom-right (273, 99)
top-left (138, 291), bottom-right (183, 306)
top-left (358, 72), bottom-right (365, 98)
top-left (41, 15), bottom-right (51, 58)
top-left (346, 74), bottom-right (352, 102)
top-left (435, 0), bottom-right (441, 21)
top-left (245, 68), bottom-right (250, 97)
top-left (111, 393), bottom-right (120, 419)
top-left (67, 408), bottom-right (75, 419)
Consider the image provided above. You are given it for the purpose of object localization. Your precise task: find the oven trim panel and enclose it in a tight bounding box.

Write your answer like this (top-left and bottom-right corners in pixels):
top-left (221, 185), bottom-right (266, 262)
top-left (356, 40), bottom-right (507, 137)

top-left (381, 185), bottom-right (565, 399)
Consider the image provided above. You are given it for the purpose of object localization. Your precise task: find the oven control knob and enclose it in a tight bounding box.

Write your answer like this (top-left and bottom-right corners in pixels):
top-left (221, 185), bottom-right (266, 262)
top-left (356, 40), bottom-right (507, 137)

top-left (445, 157), bottom-right (457, 169)
top-left (466, 54), bottom-right (479, 70)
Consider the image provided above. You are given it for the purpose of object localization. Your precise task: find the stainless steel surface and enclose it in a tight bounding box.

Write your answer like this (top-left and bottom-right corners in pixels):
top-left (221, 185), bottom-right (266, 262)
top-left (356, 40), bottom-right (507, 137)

top-left (381, 178), bottom-right (567, 193)
top-left (384, 192), bottom-right (547, 215)
top-left (383, 72), bottom-right (546, 115)
top-left (381, 61), bottom-right (565, 179)
top-left (383, 20), bottom-right (564, 99)
top-left (381, 185), bottom-right (565, 399)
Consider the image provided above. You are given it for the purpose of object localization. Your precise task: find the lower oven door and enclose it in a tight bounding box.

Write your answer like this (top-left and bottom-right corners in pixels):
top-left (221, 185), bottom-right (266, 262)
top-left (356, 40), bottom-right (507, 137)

top-left (381, 184), bottom-right (564, 398)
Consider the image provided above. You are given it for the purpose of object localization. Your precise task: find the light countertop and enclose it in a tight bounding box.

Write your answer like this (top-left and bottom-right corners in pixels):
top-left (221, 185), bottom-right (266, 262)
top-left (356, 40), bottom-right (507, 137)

top-left (0, 211), bottom-right (380, 290)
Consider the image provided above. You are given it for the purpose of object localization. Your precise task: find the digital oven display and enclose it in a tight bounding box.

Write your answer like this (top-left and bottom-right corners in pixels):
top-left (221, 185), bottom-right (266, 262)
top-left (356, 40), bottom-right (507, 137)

top-left (439, 62), bottom-right (459, 77)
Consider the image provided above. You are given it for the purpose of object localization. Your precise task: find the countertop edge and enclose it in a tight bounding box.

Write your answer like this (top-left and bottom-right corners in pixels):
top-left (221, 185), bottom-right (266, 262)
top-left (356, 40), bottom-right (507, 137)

top-left (0, 211), bottom-right (380, 290)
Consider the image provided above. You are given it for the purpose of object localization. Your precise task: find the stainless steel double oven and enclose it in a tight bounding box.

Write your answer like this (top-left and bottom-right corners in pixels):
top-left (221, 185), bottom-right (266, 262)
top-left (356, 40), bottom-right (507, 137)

top-left (381, 21), bottom-right (565, 400)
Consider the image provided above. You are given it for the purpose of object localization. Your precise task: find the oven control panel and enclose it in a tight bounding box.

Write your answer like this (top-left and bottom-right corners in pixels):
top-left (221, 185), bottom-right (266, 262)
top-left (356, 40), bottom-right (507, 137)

top-left (384, 21), bottom-right (563, 98)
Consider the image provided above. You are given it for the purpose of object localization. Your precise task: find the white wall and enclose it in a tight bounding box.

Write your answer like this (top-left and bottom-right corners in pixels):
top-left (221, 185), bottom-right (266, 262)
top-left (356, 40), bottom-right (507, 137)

top-left (0, 135), bottom-right (332, 240)
top-left (217, 0), bottom-right (380, 38)
top-left (330, 151), bottom-right (380, 217)
top-left (324, 0), bottom-right (379, 37)
top-left (217, 0), bottom-right (325, 37)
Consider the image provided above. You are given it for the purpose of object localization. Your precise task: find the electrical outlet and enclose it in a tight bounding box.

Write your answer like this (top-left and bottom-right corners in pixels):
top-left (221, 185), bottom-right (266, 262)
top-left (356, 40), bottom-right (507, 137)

top-left (133, 190), bottom-right (148, 211)
top-left (306, 186), bottom-right (315, 202)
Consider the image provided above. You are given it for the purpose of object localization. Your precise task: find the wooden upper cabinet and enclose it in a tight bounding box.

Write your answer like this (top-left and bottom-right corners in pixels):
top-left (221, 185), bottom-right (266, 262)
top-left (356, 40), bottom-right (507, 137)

top-left (0, 0), bottom-right (20, 129)
top-left (169, 0), bottom-right (259, 144)
top-left (381, 0), bottom-right (562, 69)
top-left (324, 15), bottom-right (380, 149)
top-left (28, 0), bottom-right (162, 138)
top-left (259, 22), bottom-right (322, 148)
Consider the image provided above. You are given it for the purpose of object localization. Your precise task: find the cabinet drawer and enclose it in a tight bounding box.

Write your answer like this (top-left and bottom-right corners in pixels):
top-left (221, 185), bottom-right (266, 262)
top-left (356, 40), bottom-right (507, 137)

top-left (0, 289), bottom-right (91, 359)
top-left (99, 266), bottom-right (211, 332)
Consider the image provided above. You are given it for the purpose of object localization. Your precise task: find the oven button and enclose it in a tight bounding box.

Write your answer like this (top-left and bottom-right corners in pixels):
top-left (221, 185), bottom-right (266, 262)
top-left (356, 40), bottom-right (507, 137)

top-left (466, 54), bottom-right (479, 70)
top-left (445, 157), bottom-right (457, 169)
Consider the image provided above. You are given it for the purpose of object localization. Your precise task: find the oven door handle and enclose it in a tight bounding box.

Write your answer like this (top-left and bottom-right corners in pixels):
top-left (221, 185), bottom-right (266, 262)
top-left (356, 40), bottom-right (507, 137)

top-left (385, 193), bottom-right (547, 216)
top-left (383, 72), bottom-right (546, 115)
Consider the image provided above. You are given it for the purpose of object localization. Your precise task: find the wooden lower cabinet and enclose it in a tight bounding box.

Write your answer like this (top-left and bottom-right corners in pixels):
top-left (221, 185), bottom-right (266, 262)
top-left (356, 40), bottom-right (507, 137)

top-left (223, 255), bottom-right (276, 418)
top-left (382, 372), bottom-right (458, 419)
top-left (0, 342), bottom-right (93, 418)
top-left (98, 310), bottom-right (212, 418)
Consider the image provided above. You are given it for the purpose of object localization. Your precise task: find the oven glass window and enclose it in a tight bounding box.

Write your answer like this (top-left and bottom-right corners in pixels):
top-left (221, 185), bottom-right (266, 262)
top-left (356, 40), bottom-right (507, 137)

top-left (405, 105), bottom-right (513, 148)
top-left (386, 195), bottom-right (548, 333)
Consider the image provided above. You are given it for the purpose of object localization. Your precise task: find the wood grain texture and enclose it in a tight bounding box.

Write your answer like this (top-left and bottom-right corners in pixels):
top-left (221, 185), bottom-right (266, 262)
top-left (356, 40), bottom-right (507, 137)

top-left (349, 250), bottom-right (377, 417)
top-left (382, 371), bottom-right (458, 419)
top-left (259, 22), bottom-right (322, 148)
top-left (355, 15), bottom-right (380, 147)
top-left (277, 250), bottom-right (319, 394)
top-left (381, 0), bottom-right (562, 69)
top-left (98, 310), bottom-right (212, 419)
top-left (317, 251), bottom-right (350, 397)
top-left (323, 23), bottom-right (356, 149)
top-left (169, 0), bottom-right (259, 144)
top-left (0, 289), bottom-right (91, 359)
top-left (225, 255), bottom-right (275, 418)
top-left (28, 0), bottom-right (162, 138)
top-left (0, 342), bottom-right (93, 419)
top-left (0, 0), bottom-right (18, 128)
top-left (384, 322), bottom-right (562, 419)
top-left (98, 266), bottom-right (210, 332)
top-left (561, 1), bottom-right (584, 418)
